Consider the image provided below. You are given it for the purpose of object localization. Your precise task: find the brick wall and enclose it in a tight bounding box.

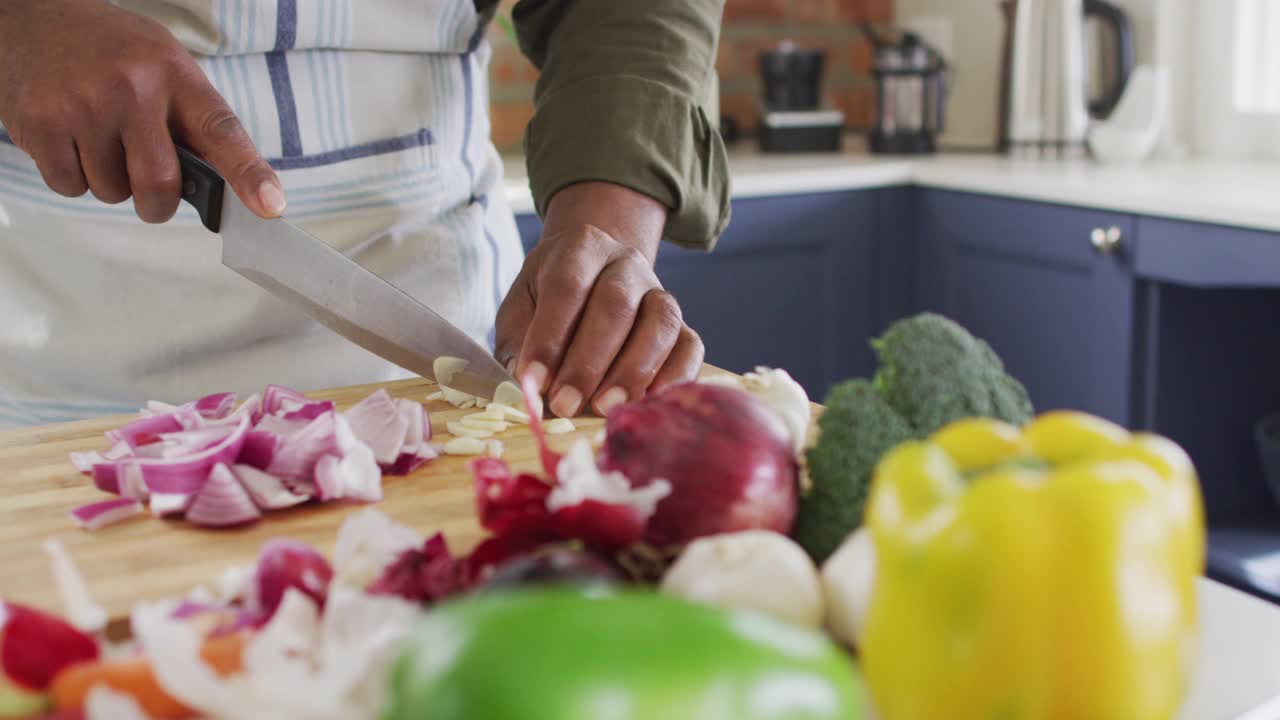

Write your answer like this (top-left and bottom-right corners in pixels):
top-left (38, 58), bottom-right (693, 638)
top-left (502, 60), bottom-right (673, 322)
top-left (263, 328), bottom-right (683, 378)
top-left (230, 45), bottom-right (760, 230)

top-left (485, 0), bottom-right (894, 153)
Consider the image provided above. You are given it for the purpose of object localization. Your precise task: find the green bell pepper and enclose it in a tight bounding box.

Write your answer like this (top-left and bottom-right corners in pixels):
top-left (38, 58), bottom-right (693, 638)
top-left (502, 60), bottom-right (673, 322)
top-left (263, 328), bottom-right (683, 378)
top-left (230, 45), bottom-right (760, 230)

top-left (383, 587), bottom-right (865, 720)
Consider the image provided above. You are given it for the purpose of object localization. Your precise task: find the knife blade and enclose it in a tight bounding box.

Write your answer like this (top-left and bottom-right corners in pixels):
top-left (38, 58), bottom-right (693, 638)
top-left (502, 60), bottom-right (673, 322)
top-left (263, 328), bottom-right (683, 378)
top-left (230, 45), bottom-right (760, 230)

top-left (175, 146), bottom-right (514, 400)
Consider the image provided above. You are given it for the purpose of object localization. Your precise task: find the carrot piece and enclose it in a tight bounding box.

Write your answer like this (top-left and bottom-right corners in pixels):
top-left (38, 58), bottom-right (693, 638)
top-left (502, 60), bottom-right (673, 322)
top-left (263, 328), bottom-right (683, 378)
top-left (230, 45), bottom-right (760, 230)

top-left (50, 657), bottom-right (192, 718)
top-left (49, 631), bottom-right (247, 718)
top-left (198, 631), bottom-right (246, 676)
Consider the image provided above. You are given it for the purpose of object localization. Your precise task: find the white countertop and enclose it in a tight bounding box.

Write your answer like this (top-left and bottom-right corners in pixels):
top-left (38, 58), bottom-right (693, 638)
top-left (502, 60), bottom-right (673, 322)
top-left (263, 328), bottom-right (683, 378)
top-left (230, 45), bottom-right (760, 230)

top-left (502, 142), bottom-right (1280, 234)
top-left (1182, 578), bottom-right (1280, 719)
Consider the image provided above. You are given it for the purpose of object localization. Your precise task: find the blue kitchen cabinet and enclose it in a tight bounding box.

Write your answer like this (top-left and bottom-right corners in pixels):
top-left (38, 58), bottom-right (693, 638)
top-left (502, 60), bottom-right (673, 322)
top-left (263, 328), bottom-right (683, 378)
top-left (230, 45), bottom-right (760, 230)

top-left (1127, 215), bottom-right (1280, 602)
top-left (913, 188), bottom-right (1138, 425)
top-left (914, 190), bottom-right (1280, 603)
top-left (514, 189), bottom-right (893, 401)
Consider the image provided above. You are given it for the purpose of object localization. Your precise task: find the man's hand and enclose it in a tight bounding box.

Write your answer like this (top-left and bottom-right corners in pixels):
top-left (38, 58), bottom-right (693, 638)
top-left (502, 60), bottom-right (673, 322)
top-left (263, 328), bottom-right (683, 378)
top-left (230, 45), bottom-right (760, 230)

top-left (0, 0), bottom-right (283, 223)
top-left (495, 182), bottom-right (704, 418)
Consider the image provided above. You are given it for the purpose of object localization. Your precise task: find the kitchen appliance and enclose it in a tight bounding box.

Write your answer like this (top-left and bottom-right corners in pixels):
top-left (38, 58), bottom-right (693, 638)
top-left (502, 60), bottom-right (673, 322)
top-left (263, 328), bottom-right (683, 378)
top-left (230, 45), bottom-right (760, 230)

top-left (998, 0), bottom-right (1135, 157)
top-left (862, 27), bottom-right (950, 155)
top-left (174, 146), bottom-right (514, 401)
top-left (760, 43), bottom-right (825, 111)
top-left (1086, 64), bottom-right (1169, 163)
top-left (757, 43), bottom-right (845, 153)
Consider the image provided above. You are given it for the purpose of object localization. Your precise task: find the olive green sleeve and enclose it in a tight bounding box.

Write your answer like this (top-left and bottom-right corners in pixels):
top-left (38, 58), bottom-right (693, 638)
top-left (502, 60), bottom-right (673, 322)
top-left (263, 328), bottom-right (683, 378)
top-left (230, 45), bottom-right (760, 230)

top-left (510, 0), bottom-right (731, 251)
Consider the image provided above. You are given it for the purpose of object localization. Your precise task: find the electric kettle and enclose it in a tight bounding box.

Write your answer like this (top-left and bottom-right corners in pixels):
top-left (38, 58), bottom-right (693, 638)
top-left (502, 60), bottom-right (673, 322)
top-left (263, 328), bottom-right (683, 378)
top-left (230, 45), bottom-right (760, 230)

top-left (997, 0), bottom-right (1134, 157)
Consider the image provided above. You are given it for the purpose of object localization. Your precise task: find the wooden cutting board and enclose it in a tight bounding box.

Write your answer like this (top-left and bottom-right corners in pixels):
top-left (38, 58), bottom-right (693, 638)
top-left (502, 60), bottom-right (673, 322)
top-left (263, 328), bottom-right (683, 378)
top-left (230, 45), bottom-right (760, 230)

top-left (0, 371), bottom-right (742, 623)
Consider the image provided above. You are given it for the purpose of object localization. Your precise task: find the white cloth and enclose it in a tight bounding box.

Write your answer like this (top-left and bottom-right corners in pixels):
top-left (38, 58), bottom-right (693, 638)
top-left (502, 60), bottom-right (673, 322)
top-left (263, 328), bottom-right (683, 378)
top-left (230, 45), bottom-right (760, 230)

top-left (0, 0), bottom-right (522, 427)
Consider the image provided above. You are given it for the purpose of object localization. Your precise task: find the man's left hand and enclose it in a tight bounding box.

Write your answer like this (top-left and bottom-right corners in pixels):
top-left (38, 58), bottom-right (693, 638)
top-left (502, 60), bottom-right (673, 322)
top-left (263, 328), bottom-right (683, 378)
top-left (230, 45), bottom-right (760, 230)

top-left (494, 182), bottom-right (704, 418)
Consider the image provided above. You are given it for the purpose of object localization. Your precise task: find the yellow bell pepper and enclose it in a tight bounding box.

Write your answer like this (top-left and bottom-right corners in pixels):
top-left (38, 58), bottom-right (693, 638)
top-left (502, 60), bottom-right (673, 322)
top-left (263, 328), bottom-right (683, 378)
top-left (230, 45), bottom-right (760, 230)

top-left (860, 411), bottom-right (1206, 720)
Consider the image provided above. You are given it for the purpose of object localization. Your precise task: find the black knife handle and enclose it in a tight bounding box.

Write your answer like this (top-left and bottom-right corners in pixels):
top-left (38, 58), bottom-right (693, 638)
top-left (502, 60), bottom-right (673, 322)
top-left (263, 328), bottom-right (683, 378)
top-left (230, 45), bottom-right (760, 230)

top-left (176, 146), bottom-right (225, 233)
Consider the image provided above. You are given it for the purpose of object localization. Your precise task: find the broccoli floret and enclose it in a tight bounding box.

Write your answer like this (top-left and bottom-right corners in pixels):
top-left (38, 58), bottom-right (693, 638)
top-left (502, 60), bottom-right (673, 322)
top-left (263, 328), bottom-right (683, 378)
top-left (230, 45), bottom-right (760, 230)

top-left (873, 313), bottom-right (1034, 433)
top-left (794, 313), bottom-right (1035, 563)
top-left (793, 379), bottom-right (915, 564)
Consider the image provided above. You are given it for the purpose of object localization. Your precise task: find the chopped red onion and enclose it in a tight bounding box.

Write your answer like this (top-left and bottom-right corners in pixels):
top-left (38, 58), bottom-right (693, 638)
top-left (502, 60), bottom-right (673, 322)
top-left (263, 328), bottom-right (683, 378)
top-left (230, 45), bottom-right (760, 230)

top-left (149, 492), bottom-right (195, 517)
top-left (174, 408), bottom-right (206, 432)
top-left (105, 414), bottom-right (183, 449)
top-left (156, 424), bottom-right (239, 458)
top-left (125, 415), bottom-right (250, 496)
top-left (67, 385), bottom-right (423, 531)
top-left (91, 464), bottom-right (120, 494)
top-left (315, 444), bottom-right (381, 502)
top-left (185, 463), bottom-right (262, 527)
top-left (263, 384), bottom-right (311, 416)
top-left (279, 400), bottom-right (334, 421)
top-left (377, 400), bottom-right (436, 475)
top-left (71, 451), bottom-right (101, 474)
top-left (169, 599), bottom-right (218, 619)
top-left (367, 532), bottom-right (464, 604)
top-left (195, 392), bottom-right (238, 419)
top-left (266, 412), bottom-right (340, 485)
top-left (343, 390), bottom-right (409, 465)
top-left (72, 441), bottom-right (132, 474)
top-left (201, 393), bottom-right (263, 428)
top-left (69, 498), bottom-right (141, 530)
top-left (396, 399), bottom-right (432, 450)
top-left (119, 465), bottom-right (151, 501)
top-left (233, 464), bottom-right (311, 510)
top-left (143, 399), bottom-right (181, 416)
top-left (239, 430), bottom-right (281, 470)
top-left (379, 445), bottom-right (437, 476)
top-left (254, 413), bottom-right (311, 438)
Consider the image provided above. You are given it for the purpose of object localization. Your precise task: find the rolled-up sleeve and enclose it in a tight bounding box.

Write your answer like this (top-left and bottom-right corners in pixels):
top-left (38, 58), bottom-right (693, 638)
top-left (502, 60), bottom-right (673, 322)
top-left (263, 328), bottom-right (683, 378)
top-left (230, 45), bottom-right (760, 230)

top-left (511, 0), bottom-right (730, 251)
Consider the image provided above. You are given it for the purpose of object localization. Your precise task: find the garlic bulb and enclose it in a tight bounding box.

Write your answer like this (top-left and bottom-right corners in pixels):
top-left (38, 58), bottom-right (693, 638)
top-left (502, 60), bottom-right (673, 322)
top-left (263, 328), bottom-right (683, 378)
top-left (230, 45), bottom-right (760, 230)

top-left (660, 530), bottom-right (823, 628)
top-left (820, 526), bottom-right (876, 648)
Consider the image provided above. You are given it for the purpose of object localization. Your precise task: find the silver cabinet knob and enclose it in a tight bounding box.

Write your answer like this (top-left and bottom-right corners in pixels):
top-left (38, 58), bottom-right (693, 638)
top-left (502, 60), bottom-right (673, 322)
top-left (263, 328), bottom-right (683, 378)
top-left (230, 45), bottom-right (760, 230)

top-left (1090, 226), bottom-right (1123, 255)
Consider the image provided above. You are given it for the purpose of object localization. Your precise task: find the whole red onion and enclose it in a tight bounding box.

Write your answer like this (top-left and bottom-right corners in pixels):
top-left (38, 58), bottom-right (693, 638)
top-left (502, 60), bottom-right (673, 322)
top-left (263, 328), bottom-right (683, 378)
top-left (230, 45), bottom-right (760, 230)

top-left (598, 382), bottom-right (798, 548)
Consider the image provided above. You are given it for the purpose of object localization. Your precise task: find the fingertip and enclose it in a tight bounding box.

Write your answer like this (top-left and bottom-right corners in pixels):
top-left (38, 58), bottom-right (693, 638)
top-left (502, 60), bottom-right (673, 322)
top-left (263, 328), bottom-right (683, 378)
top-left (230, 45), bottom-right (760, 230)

top-left (550, 385), bottom-right (582, 418)
top-left (593, 386), bottom-right (627, 416)
top-left (257, 180), bottom-right (286, 218)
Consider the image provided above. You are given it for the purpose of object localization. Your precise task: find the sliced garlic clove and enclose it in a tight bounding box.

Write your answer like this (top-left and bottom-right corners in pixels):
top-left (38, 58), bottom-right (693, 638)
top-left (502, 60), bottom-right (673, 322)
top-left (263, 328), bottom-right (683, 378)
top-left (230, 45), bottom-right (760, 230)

top-left (544, 418), bottom-right (576, 434)
top-left (459, 414), bottom-right (508, 432)
top-left (443, 437), bottom-right (488, 455)
top-left (445, 421), bottom-right (493, 439)
top-left (493, 381), bottom-right (523, 409)
top-left (484, 403), bottom-right (530, 424)
top-left (433, 356), bottom-right (469, 389)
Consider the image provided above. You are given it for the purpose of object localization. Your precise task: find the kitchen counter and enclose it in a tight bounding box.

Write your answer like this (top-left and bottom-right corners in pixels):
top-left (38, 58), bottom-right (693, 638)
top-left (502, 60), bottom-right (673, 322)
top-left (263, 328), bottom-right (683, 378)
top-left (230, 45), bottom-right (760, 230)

top-left (501, 140), bottom-right (1280, 235)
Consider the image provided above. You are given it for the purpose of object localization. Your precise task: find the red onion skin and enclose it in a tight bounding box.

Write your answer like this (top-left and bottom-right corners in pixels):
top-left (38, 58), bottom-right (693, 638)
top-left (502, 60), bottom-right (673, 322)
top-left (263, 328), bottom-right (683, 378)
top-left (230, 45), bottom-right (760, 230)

top-left (70, 498), bottom-right (141, 530)
top-left (0, 602), bottom-right (99, 691)
top-left (106, 414), bottom-right (182, 448)
top-left (548, 500), bottom-right (647, 551)
top-left (598, 382), bottom-right (799, 548)
top-left (251, 539), bottom-right (334, 621)
top-left (379, 452), bottom-right (431, 476)
top-left (195, 392), bottom-right (238, 419)
top-left (367, 533), bottom-right (464, 605)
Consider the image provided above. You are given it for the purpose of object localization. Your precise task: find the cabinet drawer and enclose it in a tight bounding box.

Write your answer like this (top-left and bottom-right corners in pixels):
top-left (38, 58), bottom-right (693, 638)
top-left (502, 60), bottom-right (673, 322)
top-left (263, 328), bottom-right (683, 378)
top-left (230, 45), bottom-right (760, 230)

top-left (921, 189), bottom-right (1135, 270)
top-left (1136, 217), bottom-right (1280, 288)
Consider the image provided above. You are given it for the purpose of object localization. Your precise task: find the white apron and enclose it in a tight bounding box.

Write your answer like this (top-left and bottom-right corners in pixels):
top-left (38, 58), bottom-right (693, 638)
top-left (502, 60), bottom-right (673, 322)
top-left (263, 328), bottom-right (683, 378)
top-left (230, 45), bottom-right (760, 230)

top-left (0, 0), bottom-right (522, 428)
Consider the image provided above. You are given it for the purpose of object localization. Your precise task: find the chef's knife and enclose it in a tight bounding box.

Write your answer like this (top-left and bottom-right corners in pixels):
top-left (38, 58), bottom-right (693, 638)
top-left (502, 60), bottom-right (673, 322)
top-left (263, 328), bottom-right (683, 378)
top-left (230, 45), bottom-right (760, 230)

top-left (175, 145), bottom-right (514, 400)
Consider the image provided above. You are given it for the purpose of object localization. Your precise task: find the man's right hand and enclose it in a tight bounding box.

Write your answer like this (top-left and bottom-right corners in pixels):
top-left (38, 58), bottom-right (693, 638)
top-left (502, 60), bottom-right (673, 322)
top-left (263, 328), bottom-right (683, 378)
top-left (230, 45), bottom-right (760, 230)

top-left (0, 0), bottom-right (284, 223)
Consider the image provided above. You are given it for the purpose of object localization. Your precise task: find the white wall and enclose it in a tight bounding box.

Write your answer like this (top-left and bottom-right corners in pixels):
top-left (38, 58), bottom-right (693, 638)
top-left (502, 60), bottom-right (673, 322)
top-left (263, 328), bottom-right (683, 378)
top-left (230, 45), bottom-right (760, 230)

top-left (894, 0), bottom-right (1005, 149)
